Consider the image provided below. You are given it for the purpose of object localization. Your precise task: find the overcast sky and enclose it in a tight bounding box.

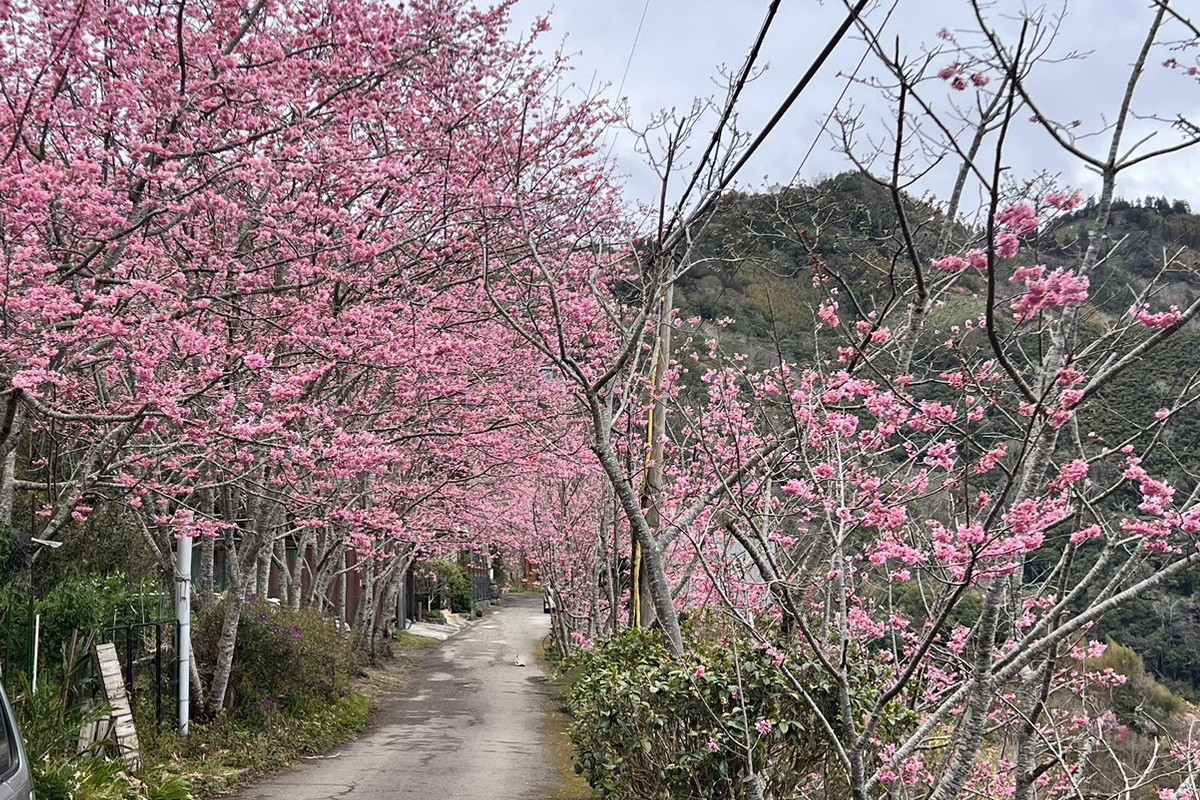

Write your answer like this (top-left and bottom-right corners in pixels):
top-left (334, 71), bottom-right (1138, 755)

top-left (507, 0), bottom-right (1200, 218)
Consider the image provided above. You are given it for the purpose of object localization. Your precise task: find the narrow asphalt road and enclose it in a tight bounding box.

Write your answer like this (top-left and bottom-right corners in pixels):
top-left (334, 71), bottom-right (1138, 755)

top-left (237, 595), bottom-right (558, 800)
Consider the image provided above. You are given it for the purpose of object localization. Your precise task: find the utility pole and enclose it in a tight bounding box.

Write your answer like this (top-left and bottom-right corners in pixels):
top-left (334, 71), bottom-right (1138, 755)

top-left (635, 282), bottom-right (673, 629)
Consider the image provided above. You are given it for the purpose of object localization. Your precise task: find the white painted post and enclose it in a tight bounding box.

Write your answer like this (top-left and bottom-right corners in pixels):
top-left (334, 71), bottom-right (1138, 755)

top-left (176, 535), bottom-right (193, 736)
top-left (31, 613), bottom-right (40, 693)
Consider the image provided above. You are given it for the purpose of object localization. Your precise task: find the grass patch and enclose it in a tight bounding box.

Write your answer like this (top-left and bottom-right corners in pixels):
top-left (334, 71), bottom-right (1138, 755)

top-left (393, 631), bottom-right (441, 652)
top-left (541, 697), bottom-right (596, 800)
top-left (145, 692), bottom-right (371, 797)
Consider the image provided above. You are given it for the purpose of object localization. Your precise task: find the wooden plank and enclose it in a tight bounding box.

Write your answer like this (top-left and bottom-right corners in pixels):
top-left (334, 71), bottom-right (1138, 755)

top-left (90, 643), bottom-right (141, 768)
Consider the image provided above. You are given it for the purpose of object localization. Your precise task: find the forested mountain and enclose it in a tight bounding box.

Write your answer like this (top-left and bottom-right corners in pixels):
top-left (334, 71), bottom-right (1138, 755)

top-left (681, 172), bottom-right (1200, 354)
top-left (679, 171), bottom-right (1200, 699)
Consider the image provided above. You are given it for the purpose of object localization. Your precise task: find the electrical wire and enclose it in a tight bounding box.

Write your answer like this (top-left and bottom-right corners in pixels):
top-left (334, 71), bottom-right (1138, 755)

top-left (795, 0), bottom-right (902, 181)
top-left (618, 0), bottom-right (653, 100)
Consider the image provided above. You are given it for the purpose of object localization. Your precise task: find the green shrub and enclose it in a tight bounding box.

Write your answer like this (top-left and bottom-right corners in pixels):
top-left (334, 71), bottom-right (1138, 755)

top-left (561, 627), bottom-right (914, 800)
top-left (40, 575), bottom-right (163, 647)
top-left (0, 574), bottom-right (165, 691)
top-left (195, 600), bottom-right (361, 719)
top-left (414, 558), bottom-right (473, 613)
top-left (31, 755), bottom-right (194, 800)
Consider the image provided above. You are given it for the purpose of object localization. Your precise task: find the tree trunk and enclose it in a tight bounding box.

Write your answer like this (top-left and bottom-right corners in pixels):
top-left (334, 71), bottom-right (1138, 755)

top-left (926, 581), bottom-right (1004, 800)
top-left (256, 546), bottom-right (271, 599)
top-left (353, 555), bottom-right (374, 651)
top-left (589, 405), bottom-right (683, 656)
top-left (0, 446), bottom-right (16, 531)
top-left (289, 529), bottom-right (312, 611)
top-left (374, 562), bottom-right (404, 655)
top-left (205, 580), bottom-right (247, 717)
top-left (636, 282), bottom-right (673, 630)
top-left (204, 497), bottom-right (271, 716)
top-left (198, 536), bottom-right (215, 608)
top-left (273, 536), bottom-right (289, 606)
top-left (310, 540), bottom-right (343, 614)
top-left (189, 649), bottom-right (207, 717)
top-left (337, 548), bottom-right (348, 625)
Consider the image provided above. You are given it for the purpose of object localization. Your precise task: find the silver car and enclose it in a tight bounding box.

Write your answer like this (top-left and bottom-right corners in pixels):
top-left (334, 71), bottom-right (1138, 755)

top-left (0, 683), bottom-right (33, 800)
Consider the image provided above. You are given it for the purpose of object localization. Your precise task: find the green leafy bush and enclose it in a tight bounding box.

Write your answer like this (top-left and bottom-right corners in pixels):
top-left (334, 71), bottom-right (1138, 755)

top-left (195, 599), bottom-right (361, 718)
top-left (413, 558), bottom-right (473, 613)
top-left (39, 576), bottom-right (164, 650)
top-left (0, 574), bottom-right (165, 687)
top-left (560, 627), bottom-right (914, 800)
top-left (29, 755), bottom-right (193, 800)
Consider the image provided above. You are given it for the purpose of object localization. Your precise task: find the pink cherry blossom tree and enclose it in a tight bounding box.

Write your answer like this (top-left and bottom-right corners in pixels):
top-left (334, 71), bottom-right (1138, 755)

top-left (623, 3), bottom-right (1200, 799)
top-left (0, 0), bottom-right (629, 714)
top-left (482, 0), bottom-right (872, 658)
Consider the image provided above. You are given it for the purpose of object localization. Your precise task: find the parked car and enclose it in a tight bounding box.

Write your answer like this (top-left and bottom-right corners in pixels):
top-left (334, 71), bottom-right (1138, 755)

top-left (0, 682), bottom-right (33, 800)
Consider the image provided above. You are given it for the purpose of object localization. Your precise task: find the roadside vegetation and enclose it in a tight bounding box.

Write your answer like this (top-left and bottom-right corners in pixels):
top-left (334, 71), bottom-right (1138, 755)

top-left (0, 544), bottom-right (459, 799)
top-left (555, 624), bottom-right (1197, 800)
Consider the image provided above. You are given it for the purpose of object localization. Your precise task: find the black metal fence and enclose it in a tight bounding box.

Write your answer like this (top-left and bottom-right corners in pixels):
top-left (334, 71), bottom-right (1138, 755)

top-left (101, 621), bottom-right (178, 735)
top-left (472, 576), bottom-right (493, 604)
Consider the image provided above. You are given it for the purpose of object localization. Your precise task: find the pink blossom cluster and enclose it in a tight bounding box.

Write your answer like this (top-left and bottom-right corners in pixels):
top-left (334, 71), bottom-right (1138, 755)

top-left (1044, 191), bottom-right (1084, 211)
top-left (1129, 303), bottom-right (1183, 331)
top-left (877, 744), bottom-right (926, 788)
top-left (997, 203), bottom-right (1041, 235)
top-left (931, 250), bottom-right (989, 272)
top-left (937, 62), bottom-right (990, 91)
top-left (1116, 457), bottom-right (1200, 553)
top-left (1010, 266), bottom-right (1090, 323)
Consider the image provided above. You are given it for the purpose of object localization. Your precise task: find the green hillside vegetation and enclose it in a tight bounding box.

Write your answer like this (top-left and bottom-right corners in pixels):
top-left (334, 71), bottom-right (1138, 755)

top-left (679, 173), bottom-right (977, 358)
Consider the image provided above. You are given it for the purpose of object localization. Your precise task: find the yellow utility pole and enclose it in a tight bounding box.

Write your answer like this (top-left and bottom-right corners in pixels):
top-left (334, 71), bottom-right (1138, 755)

top-left (635, 282), bottom-right (673, 629)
